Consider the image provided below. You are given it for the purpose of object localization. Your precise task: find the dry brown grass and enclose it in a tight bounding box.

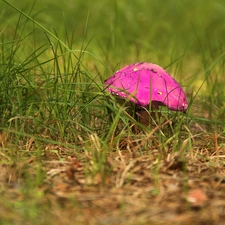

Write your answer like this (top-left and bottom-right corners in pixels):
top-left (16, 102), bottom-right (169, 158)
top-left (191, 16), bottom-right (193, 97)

top-left (0, 123), bottom-right (225, 225)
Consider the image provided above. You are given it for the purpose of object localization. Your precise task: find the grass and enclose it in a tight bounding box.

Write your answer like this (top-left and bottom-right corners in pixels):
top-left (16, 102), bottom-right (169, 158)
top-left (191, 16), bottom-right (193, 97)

top-left (0, 0), bottom-right (225, 224)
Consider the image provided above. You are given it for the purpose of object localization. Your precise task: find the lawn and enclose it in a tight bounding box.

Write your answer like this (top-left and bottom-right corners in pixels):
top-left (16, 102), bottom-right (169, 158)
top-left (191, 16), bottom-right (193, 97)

top-left (0, 0), bottom-right (225, 224)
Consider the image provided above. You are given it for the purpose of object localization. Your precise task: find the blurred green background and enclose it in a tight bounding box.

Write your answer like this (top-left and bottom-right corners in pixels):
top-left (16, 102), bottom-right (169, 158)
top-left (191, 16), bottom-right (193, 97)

top-left (1, 0), bottom-right (225, 116)
top-left (2, 0), bottom-right (225, 66)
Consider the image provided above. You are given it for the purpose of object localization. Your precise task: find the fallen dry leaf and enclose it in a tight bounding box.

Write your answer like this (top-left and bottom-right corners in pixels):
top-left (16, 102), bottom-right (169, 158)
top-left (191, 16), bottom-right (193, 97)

top-left (65, 158), bottom-right (82, 181)
top-left (186, 188), bottom-right (207, 207)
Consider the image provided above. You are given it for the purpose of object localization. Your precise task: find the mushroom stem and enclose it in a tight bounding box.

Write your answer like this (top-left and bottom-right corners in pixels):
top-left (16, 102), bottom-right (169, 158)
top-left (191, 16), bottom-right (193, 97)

top-left (136, 102), bottom-right (161, 128)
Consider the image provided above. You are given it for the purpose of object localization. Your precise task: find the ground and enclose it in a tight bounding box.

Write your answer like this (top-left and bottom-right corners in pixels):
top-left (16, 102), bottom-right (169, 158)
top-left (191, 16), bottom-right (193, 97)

top-left (1, 127), bottom-right (224, 225)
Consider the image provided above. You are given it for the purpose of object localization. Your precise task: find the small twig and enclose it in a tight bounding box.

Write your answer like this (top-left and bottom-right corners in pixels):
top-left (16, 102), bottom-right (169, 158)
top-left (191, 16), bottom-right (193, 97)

top-left (214, 131), bottom-right (219, 161)
top-left (209, 155), bottom-right (225, 159)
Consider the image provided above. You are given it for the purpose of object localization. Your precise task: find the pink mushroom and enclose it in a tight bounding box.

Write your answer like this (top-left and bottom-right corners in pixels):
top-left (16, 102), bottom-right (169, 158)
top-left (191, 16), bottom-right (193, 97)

top-left (105, 62), bottom-right (188, 126)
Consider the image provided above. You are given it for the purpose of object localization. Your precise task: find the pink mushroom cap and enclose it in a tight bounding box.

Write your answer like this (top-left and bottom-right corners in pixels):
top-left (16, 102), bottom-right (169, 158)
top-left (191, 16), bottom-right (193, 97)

top-left (105, 62), bottom-right (188, 112)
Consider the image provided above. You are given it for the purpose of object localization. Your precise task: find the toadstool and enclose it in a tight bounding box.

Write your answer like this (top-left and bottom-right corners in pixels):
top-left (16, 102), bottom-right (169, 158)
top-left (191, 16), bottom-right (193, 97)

top-left (105, 62), bottom-right (188, 127)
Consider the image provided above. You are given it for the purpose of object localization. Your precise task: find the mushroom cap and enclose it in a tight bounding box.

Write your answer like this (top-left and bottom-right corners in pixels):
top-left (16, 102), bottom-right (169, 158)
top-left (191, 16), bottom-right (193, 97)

top-left (105, 62), bottom-right (188, 112)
